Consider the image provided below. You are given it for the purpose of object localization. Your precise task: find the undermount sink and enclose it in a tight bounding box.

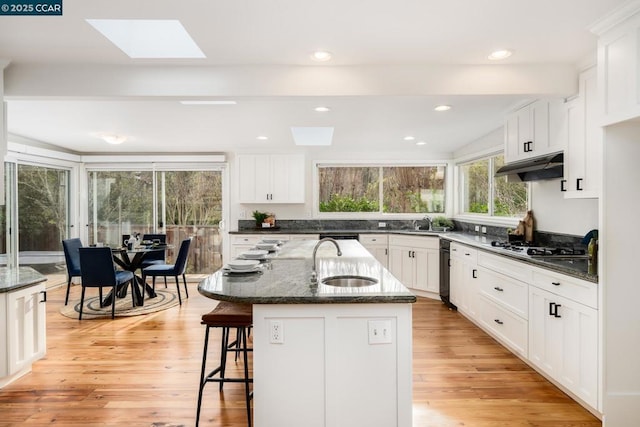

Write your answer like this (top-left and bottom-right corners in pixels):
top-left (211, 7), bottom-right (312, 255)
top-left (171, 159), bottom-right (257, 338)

top-left (321, 275), bottom-right (378, 287)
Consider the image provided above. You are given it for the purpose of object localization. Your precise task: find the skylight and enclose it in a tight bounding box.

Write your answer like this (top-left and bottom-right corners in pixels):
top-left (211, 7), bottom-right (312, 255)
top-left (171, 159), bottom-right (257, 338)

top-left (86, 19), bottom-right (205, 59)
top-left (291, 127), bottom-right (334, 146)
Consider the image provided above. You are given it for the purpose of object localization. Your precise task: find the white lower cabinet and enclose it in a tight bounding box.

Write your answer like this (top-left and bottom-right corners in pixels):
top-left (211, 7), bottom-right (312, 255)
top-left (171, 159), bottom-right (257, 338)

top-left (388, 235), bottom-right (439, 294)
top-left (528, 284), bottom-right (598, 409)
top-left (449, 243), bottom-right (478, 316)
top-left (1, 282), bottom-right (47, 387)
top-left (478, 295), bottom-right (528, 357)
top-left (359, 234), bottom-right (388, 268)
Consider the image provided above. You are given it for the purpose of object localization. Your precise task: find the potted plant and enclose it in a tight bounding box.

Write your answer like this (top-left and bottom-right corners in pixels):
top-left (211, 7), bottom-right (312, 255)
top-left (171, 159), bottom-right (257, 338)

top-left (431, 216), bottom-right (454, 232)
top-left (252, 210), bottom-right (269, 228)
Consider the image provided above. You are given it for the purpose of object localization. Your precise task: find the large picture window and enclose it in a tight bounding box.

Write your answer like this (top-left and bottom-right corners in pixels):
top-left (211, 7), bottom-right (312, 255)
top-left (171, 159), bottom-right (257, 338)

top-left (318, 164), bottom-right (446, 214)
top-left (459, 154), bottom-right (528, 218)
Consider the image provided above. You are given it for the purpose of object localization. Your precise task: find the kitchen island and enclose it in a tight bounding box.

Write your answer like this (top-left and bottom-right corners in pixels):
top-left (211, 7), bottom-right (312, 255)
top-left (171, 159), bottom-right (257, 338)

top-left (198, 239), bottom-right (416, 427)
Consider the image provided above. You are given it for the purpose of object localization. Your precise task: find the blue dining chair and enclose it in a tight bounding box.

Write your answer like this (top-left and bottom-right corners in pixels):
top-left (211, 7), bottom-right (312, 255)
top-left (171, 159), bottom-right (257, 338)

top-left (141, 233), bottom-right (167, 270)
top-left (62, 238), bottom-right (83, 306)
top-left (78, 247), bottom-right (135, 320)
top-left (142, 238), bottom-right (191, 305)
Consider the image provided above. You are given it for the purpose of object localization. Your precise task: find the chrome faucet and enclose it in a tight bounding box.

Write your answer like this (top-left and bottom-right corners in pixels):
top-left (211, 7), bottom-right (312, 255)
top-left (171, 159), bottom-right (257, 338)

top-left (423, 215), bottom-right (432, 231)
top-left (310, 237), bottom-right (342, 284)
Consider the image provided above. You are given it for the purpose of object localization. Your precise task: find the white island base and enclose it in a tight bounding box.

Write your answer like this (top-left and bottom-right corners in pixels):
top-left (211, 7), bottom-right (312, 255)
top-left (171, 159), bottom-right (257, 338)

top-left (253, 303), bottom-right (413, 427)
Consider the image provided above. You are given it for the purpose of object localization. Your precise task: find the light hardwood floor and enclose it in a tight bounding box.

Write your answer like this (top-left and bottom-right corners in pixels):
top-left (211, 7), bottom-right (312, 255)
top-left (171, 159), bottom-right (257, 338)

top-left (0, 281), bottom-right (601, 427)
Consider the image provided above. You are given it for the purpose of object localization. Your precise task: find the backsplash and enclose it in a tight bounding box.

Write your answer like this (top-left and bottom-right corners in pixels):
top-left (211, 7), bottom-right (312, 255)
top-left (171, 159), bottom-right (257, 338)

top-left (238, 219), bottom-right (590, 248)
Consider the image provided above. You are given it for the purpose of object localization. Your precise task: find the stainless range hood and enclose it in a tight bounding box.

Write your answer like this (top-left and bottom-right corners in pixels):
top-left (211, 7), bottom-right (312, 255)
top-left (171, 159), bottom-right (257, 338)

top-left (495, 152), bottom-right (563, 182)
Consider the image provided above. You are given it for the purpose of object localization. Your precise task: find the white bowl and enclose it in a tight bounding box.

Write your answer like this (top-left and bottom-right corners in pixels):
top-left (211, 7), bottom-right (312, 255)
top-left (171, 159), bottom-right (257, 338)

top-left (242, 249), bottom-right (269, 259)
top-left (227, 259), bottom-right (260, 270)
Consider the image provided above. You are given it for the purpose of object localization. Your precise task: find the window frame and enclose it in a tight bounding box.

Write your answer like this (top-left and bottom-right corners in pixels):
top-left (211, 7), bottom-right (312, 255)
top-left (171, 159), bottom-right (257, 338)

top-left (454, 150), bottom-right (531, 227)
top-left (313, 160), bottom-right (452, 219)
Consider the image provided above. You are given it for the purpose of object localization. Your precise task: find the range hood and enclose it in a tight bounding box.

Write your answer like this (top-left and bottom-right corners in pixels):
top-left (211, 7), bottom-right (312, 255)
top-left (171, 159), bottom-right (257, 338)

top-left (495, 152), bottom-right (564, 182)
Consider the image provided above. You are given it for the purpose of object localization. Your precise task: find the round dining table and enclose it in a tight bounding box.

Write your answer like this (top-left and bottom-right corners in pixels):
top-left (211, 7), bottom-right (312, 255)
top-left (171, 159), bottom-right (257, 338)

top-left (101, 245), bottom-right (170, 307)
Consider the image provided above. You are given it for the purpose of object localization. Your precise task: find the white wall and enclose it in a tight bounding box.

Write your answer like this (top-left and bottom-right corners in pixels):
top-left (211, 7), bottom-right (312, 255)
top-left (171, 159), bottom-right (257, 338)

top-left (530, 180), bottom-right (598, 236)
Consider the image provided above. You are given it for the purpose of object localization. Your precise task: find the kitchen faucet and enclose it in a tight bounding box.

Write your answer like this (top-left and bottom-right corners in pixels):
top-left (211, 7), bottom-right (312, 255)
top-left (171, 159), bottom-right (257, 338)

top-left (310, 237), bottom-right (342, 284)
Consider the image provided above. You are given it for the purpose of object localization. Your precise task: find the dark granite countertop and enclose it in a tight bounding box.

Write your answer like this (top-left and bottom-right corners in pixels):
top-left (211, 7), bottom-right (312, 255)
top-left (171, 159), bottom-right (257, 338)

top-left (0, 266), bottom-right (48, 293)
top-left (198, 240), bottom-right (416, 304)
top-left (441, 232), bottom-right (598, 283)
top-left (230, 228), bottom-right (597, 283)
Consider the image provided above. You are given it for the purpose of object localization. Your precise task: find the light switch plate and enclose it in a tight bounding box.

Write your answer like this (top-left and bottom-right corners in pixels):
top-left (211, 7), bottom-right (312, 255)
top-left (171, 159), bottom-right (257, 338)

top-left (368, 320), bottom-right (392, 344)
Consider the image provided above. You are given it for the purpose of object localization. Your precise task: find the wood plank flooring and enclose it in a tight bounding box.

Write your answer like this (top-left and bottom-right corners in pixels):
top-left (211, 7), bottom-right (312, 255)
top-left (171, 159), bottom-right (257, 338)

top-left (0, 281), bottom-right (601, 427)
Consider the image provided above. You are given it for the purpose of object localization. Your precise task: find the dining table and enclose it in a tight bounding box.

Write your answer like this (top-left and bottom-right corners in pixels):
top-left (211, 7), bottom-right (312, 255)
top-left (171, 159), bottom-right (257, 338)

top-left (100, 245), bottom-right (170, 307)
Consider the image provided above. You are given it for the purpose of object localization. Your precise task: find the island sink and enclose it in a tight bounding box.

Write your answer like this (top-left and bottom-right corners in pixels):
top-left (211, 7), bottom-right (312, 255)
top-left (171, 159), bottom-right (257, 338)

top-left (321, 275), bottom-right (378, 287)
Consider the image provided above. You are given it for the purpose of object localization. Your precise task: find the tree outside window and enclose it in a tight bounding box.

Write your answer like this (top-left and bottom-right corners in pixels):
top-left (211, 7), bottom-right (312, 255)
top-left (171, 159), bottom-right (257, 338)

top-left (318, 165), bottom-right (446, 214)
top-left (460, 154), bottom-right (528, 217)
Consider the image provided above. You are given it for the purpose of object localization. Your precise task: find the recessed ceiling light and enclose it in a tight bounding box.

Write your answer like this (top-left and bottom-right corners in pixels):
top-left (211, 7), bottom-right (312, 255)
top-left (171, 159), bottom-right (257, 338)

top-left (404, 136), bottom-right (415, 141)
top-left (488, 49), bottom-right (513, 60)
top-left (180, 100), bottom-right (237, 105)
top-left (314, 106), bottom-right (331, 112)
top-left (256, 136), bottom-right (269, 140)
top-left (416, 141), bottom-right (427, 146)
top-left (434, 105), bottom-right (451, 112)
top-left (100, 133), bottom-right (127, 145)
top-left (86, 19), bottom-right (205, 59)
top-left (311, 50), bottom-right (332, 62)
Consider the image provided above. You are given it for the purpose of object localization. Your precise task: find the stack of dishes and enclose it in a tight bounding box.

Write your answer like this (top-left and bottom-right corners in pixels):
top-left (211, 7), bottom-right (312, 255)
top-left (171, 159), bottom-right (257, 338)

top-left (261, 238), bottom-right (282, 244)
top-left (241, 249), bottom-right (269, 260)
top-left (224, 259), bottom-right (262, 274)
top-left (256, 242), bottom-right (278, 251)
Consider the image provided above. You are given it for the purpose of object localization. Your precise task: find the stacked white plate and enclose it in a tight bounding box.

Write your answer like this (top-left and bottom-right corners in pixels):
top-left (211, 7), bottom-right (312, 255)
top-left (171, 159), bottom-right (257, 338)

top-left (224, 259), bottom-right (262, 273)
top-left (256, 242), bottom-right (278, 251)
top-left (261, 238), bottom-right (281, 244)
top-left (241, 249), bottom-right (269, 259)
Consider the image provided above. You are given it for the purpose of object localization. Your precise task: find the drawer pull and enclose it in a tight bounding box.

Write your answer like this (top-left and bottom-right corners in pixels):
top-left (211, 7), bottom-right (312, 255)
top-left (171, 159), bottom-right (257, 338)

top-left (40, 290), bottom-right (47, 303)
top-left (472, 269), bottom-right (477, 279)
top-left (493, 286), bottom-right (504, 292)
top-left (551, 281), bottom-right (560, 286)
top-left (464, 252), bottom-right (471, 256)
top-left (494, 319), bottom-right (504, 325)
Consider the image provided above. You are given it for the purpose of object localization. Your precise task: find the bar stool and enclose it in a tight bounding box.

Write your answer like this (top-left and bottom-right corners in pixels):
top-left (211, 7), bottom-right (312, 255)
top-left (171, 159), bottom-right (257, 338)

top-left (196, 301), bottom-right (253, 427)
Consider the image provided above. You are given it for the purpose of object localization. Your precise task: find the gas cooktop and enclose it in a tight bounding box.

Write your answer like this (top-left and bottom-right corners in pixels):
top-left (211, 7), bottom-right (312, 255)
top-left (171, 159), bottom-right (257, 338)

top-left (490, 241), bottom-right (588, 259)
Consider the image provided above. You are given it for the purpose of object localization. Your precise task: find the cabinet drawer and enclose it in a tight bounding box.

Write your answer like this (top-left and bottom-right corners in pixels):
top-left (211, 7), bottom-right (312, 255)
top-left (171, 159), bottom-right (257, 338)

top-left (477, 251), bottom-right (532, 283)
top-left (479, 295), bottom-right (528, 357)
top-left (231, 235), bottom-right (262, 245)
top-left (530, 268), bottom-right (597, 309)
top-left (389, 235), bottom-right (438, 249)
top-left (359, 234), bottom-right (388, 246)
top-left (478, 267), bottom-right (528, 319)
top-left (450, 243), bottom-right (477, 264)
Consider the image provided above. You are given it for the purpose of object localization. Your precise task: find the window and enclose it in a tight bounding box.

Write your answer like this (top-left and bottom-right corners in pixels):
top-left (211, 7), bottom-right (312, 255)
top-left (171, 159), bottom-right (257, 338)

top-left (318, 165), bottom-right (446, 214)
top-left (459, 154), bottom-right (528, 218)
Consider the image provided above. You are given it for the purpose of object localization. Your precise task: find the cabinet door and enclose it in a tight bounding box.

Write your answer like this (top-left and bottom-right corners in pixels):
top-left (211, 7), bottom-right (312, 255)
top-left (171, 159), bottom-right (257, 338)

top-left (504, 113), bottom-right (521, 163)
top-left (6, 284), bottom-right (46, 375)
top-left (449, 257), bottom-right (465, 310)
top-left (388, 246), bottom-right (413, 288)
top-left (367, 246), bottom-right (388, 268)
top-left (413, 247), bottom-right (439, 293)
top-left (270, 154), bottom-right (305, 203)
top-left (529, 286), bottom-right (598, 408)
top-left (529, 100), bottom-right (550, 155)
top-left (564, 67), bottom-right (601, 198)
top-left (238, 154), bottom-right (271, 203)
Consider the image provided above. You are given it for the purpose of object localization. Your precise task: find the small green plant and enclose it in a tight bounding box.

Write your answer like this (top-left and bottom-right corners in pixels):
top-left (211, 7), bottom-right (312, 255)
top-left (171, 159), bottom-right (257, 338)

top-left (252, 210), bottom-right (269, 226)
top-left (431, 216), bottom-right (454, 229)
top-left (319, 194), bottom-right (379, 212)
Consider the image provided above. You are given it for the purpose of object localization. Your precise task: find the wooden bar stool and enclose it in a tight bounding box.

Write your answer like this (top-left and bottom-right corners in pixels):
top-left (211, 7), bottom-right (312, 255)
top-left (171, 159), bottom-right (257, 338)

top-left (196, 301), bottom-right (253, 427)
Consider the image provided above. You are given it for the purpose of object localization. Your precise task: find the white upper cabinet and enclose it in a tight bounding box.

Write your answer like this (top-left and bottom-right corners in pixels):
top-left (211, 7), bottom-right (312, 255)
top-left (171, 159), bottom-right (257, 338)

top-left (504, 99), bottom-right (566, 163)
top-left (592, 6), bottom-right (640, 126)
top-left (562, 67), bottom-right (602, 198)
top-left (238, 154), bottom-right (305, 204)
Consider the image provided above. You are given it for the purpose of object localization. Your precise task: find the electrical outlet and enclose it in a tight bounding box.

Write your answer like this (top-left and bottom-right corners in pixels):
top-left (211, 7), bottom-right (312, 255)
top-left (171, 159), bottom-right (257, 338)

top-left (239, 210), bottom-right (246, 219)
top-left (269, 320), bottom-right (284, 344)
top-left (378, 222), bottom-right (387, 228)
top-left (368, 320), bottom-right (392, 344)
top-left (474, 225), bottom-right (480, 232)
top-left (481, 226), bottom-right (487, 234)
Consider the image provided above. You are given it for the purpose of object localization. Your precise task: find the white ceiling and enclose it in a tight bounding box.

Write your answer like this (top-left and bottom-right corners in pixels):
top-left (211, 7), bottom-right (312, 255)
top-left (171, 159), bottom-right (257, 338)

top-left (0, 0), bottom-right (628, 155)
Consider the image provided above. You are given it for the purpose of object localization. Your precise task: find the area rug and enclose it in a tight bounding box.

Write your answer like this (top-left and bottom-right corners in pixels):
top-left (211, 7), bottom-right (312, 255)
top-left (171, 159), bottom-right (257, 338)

top-left (60, 288), bottom-right (180, 320)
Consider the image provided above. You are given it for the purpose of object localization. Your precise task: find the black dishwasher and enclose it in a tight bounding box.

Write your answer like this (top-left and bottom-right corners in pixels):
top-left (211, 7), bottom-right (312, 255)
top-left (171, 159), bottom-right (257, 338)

top-left (439, 239), bottom-right (456, 310)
